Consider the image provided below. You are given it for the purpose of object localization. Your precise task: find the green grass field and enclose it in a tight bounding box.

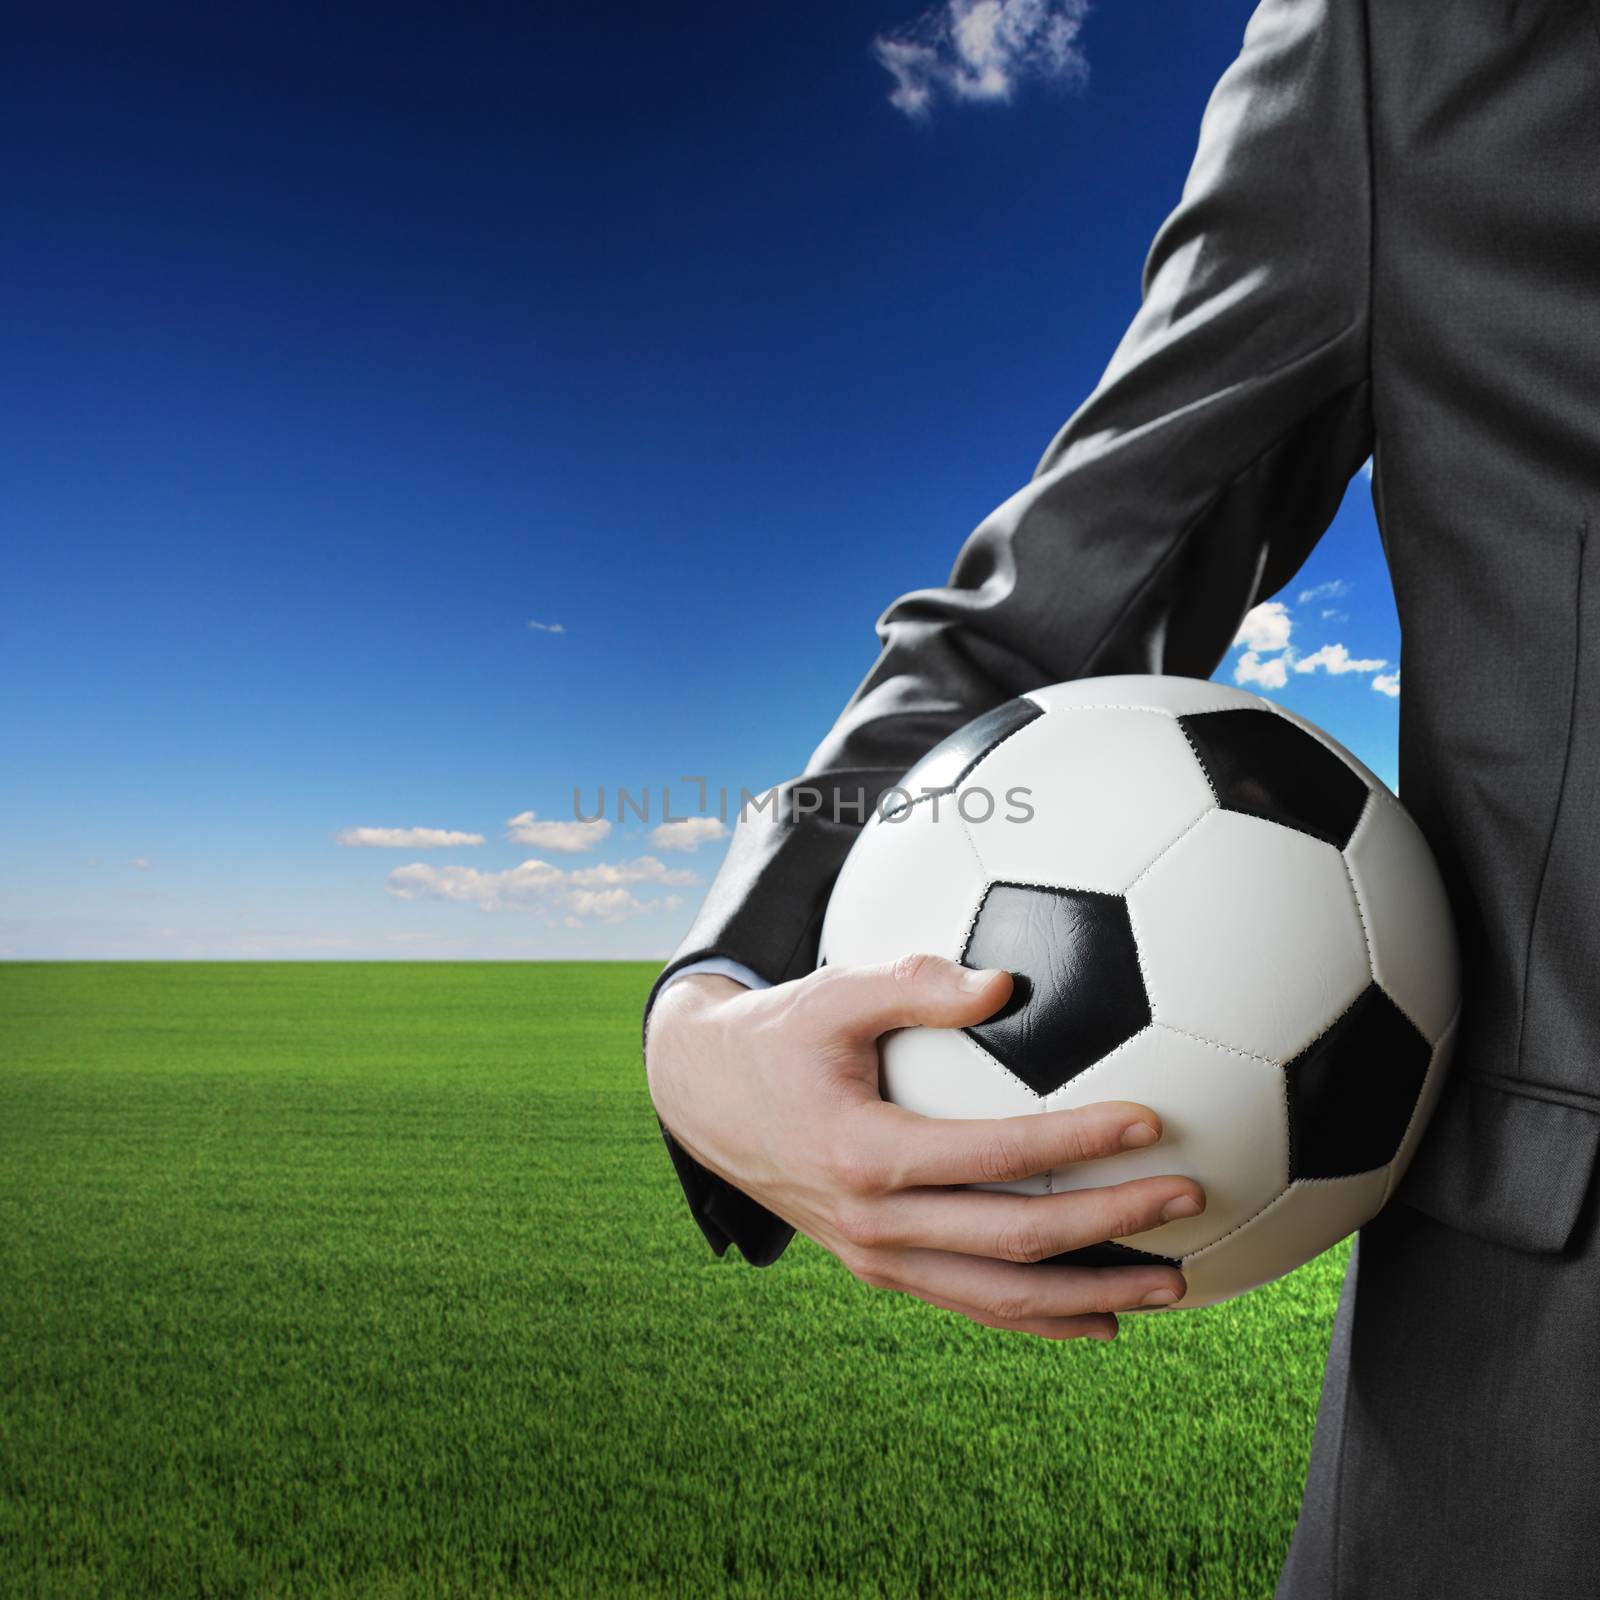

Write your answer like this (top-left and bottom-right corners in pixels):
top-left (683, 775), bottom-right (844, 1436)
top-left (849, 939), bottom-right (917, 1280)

top-left (0, 962), bottom-right (1345, 1598)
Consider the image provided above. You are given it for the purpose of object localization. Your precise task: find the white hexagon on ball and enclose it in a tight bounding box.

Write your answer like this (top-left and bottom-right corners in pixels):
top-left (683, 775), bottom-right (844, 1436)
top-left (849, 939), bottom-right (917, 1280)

top-left (1125, 806), bottom-right (1373, 1065)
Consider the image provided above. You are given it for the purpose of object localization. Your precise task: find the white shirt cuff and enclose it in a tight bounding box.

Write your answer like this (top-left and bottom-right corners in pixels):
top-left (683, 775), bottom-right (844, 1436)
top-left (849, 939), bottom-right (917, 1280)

top-left (661, 956), bottom-right (772, 993)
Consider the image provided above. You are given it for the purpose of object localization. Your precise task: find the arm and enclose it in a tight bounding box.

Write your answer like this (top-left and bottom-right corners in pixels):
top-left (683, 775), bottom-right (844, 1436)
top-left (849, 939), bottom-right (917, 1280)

top-left (651, 0), bottom-right (1374, 1268)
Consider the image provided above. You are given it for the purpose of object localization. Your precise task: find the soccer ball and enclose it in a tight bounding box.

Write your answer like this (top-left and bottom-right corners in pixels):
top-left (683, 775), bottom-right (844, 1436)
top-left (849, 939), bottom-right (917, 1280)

top-left (817, 673), bottom-right (1461, 1310)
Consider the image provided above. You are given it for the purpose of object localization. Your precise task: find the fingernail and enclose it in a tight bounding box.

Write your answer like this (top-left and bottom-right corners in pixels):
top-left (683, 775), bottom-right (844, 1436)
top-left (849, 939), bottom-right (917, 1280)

top-left (1140, 1286), bottom-right (1180, 1307)
top-left (1092, 1326), bottom-right (1117, 1342)
top-left (959, 966), bottom-right (1003, 992)
top-left (1120, 1120), bottom-right (1160, 1149)
top-left (1161, 1194), bottom-right (1203, 1222)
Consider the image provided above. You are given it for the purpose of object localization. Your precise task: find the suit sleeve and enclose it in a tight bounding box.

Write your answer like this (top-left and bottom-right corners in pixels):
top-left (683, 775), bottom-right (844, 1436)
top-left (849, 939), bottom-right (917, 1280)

top-left (648, 0), bottom-right (1375, 1266)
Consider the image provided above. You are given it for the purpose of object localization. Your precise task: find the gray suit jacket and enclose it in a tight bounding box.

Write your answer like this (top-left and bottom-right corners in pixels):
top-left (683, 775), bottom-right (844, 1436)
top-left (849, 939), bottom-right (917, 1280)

top-left (648, 0), bottom-right (1600, 1271)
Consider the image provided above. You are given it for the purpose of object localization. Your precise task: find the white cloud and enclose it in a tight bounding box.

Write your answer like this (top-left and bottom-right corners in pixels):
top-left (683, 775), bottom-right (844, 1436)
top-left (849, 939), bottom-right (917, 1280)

top-left (1230, 599), bottom-right (1388, 696)
top-left (386, 859), bottom-right (564, 909)
top-left (563, 887), bottom-right (644, 923)
top-left (527, 620), bottom-right (565, 634)
top-left (566, 856), bottom-right (697, 888)
top-left (1233, 600), bottom-right (1292, 654)
top-left (568, 887), bottom-right (684, 923)
top-left (873, 0), bottom-right (1089, 120)
top-left (1320, 608), bottom-right (1349, 622)
top-left (1233, 650), bottom-right (1289, 691)
top-left (337, 826), bottom-right (485, 849)
top-left (1292, 642), bottom-right (1388, 677)
top-left (385, 855), bottom-right (695, 922)
top-left (505, 810), bottom-right (612, 853)
top-left (1361, 457), bottom-right (1374, 480)
top-left (1298, 579), bottom-right (1352, 604)
top-left (650, 816), bottom-right (729, 852)
top-left (130, 857), bottom-right (152, 870)
top-left (1373, 670), bottom-right (1401, 698)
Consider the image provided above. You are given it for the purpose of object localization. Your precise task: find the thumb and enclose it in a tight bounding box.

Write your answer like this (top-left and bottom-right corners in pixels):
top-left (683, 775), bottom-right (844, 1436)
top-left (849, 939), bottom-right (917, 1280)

top-left (820, 955), bottom-right (1014, 1043)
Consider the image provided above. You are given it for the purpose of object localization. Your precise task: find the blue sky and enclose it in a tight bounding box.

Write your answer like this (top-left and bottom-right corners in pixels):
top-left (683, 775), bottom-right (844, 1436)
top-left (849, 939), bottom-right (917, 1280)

top-left (3, 0), bottom-right (1400, 961)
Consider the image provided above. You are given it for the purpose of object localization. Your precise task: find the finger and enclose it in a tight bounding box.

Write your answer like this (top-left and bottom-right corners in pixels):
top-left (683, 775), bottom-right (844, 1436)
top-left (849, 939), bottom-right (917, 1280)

top-left (853, 1173), bottom-right (1206, 1263)
top-left (859, 1098), bottom-right (1168, 1190)
top-left (813, 955), bottom-right (1014, 1041)
top-left (869, 1245), bottom-right (1186, 1320)
top-left (916, 1289), bottom-right (1119, 1342)
top-left (860, 1262), bottom-right (1121, 1339)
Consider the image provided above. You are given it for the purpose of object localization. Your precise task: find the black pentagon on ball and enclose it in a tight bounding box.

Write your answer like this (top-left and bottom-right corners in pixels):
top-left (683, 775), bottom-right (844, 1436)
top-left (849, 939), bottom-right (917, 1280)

top-left (1285, 983), bottom-right (1433, 1179)
top-left (1177, 707), bottom-right (1370, 850)
top-left (1040, 1239), bottom-right (1181, 1272)
top-left (961, 882), bottom-right (1151, 1097)
top-left (882, 696), bottom-right (1041, 818)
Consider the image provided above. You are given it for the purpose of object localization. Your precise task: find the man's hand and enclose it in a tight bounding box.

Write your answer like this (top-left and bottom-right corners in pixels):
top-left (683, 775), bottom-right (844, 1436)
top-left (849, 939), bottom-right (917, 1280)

top-left (645, 955), bottom-right (1206, 1342)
